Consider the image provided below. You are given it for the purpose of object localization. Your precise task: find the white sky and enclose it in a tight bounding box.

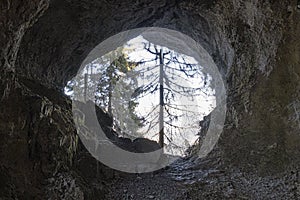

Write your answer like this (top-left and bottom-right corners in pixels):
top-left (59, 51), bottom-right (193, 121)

top-left (120, 36), bottom-right (216, 155)
top-left (66, 35), bottom-right (216, 156)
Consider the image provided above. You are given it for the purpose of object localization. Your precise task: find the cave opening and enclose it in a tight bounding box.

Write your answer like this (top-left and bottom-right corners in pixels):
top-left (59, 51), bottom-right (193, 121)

top-left (62, 26), bottom-right (227, 175)
top-left (10, 0), bottom-right (230, 178)
top-left (3, 0), bottom-right (300, 199)
top-left (64, 33), bottom-right (217, 157)
top-left (14, 0), bottom-right (229, 177)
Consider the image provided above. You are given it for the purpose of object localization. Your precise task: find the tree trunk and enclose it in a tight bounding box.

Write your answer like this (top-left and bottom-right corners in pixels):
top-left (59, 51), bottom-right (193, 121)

top-left (108, 65), bottom-right (113, 115)
top-left (159, 49), bottom-right (164, 148)
top-left (84, 73), bottom-right (88, 102)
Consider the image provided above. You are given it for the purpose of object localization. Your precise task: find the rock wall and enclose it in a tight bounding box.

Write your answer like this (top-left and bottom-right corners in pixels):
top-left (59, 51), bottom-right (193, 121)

top-left (208, 0), bottom-right (300, 174)
top-left (0, 1), bottom-right (109, 198)
top-left (0, 0), bottom-right (300, 198)
top-left (0, 0), bottom-right (49, 97)
top-left (179, 0), bottom-right (300, 175)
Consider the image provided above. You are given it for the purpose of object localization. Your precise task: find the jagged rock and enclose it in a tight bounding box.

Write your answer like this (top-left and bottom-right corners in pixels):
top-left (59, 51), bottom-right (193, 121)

top-left (1, 0), bottom-right (300, 198)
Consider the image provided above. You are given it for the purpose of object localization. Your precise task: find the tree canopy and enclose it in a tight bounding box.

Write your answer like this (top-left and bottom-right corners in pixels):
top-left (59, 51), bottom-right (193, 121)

top-left (65, 36), bottom-right (216, 156)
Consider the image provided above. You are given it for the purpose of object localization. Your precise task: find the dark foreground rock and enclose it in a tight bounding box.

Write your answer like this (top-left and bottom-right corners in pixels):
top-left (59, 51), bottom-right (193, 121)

top-left (1, 0), bottom-right (300, 199)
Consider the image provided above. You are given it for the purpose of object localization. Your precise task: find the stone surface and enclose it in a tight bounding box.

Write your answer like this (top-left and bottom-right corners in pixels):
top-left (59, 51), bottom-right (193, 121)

top-left (1, 0), bottom-right (300, 198)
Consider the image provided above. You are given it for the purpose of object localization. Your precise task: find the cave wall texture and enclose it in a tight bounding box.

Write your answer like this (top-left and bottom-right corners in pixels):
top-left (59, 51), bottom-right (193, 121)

top-left (0, 0), bottom-right (300, 198)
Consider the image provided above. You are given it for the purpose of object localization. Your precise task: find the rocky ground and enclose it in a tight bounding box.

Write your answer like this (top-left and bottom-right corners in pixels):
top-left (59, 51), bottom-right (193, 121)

top-left (105, 156), bottom-right (300, 200)
top-left (105, 171), bottom-right (188, 200)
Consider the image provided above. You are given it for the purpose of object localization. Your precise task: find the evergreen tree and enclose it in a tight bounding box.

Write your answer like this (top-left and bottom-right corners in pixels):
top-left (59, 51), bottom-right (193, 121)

top-left (66, 38), bottom-right (215, 155)
top-left (66, 51), bottom-right (144, 138)
top-left (123, 40), bottom-right (215, 155)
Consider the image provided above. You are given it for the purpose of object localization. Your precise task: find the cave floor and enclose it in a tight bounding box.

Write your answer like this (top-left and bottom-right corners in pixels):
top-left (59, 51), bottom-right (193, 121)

top-left (105, 158), bottom-right (236, 200)
top-left (104, 157), bottom-right (299, 200)
top-left (105, 170), bottom-right (188, 200)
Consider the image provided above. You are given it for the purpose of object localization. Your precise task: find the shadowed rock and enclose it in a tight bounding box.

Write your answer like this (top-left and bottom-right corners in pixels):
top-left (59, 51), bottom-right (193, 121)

top-left (133, 138), bottom-right (161, 153)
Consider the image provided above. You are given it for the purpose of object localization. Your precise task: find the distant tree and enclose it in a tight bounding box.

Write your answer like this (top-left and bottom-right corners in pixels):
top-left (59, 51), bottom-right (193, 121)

top-left (66, 51), bottom-right (144, 137)
top-left (125, 41), bottom-right (215, 154)
top-left (93, 53), bottom-right (136, 114)
top-left (66, 39), bottom-right (215, 155)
